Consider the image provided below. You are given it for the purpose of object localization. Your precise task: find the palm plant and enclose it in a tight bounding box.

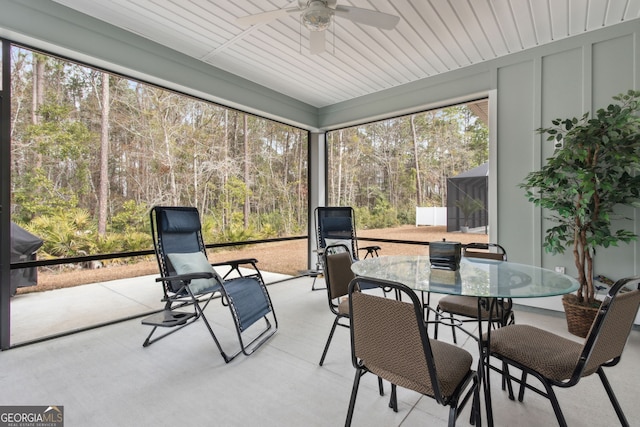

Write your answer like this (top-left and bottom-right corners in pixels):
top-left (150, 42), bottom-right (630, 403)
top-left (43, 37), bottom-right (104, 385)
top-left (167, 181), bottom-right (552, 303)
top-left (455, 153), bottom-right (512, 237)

top-left (455, 196), bottom-right (484, 229)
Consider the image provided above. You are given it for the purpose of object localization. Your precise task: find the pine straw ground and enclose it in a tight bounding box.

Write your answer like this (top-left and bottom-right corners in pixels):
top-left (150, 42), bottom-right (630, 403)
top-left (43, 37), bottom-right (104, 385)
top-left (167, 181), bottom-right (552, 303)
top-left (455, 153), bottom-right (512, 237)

top-left (20, 225), bottom-right (487, 294)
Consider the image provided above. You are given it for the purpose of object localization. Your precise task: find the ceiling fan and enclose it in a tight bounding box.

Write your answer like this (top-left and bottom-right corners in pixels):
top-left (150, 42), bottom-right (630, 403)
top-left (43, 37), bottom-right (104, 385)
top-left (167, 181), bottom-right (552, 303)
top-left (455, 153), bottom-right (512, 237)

top-left (236, 0), bottom-right (400, 55)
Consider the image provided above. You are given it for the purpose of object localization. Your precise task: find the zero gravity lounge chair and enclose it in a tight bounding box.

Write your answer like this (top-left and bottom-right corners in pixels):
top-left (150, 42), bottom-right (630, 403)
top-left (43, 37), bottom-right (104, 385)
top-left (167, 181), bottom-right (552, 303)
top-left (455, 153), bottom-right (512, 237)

top-left (142, 206), bottom-right (277, 363)
top-left (313, 206), bottom-right (381, 290)
top-left (315, 206), bottom-right (380, 262)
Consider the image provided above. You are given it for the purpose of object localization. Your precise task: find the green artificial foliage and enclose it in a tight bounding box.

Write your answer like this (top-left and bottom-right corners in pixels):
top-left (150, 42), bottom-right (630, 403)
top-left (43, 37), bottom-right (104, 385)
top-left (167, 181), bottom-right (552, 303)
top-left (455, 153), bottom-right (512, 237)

top-left (520, 90), bottom-right (640, 305)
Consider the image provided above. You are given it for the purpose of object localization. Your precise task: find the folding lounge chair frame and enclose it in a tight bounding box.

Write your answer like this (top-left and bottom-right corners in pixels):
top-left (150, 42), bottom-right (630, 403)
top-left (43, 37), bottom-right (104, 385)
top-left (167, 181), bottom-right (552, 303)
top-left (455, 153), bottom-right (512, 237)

top-left (313, 206), bottom-right (381, 291)
top-left (142, 206), bottom-right (277, 363)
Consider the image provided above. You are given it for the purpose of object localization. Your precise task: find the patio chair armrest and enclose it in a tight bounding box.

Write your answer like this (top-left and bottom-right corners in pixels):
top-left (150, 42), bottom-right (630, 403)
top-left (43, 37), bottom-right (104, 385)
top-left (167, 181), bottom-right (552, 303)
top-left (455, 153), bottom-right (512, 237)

top-left (210, 258), bottom-right (259, 269)
top-left (211, 258), bottom-right (262, 280)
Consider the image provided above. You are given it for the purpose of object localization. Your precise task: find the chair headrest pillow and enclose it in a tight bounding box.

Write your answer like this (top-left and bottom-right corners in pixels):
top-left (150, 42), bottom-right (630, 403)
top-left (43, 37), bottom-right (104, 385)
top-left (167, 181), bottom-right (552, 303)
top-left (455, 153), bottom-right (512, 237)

top-left (159, 209), bottom-right (201, 233)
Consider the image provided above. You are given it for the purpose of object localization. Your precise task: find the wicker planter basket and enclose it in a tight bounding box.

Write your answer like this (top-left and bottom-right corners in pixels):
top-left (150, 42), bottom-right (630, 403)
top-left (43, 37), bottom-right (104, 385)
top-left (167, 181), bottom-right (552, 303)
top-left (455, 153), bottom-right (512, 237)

top-left (562, 294), bottom-right (600, 338)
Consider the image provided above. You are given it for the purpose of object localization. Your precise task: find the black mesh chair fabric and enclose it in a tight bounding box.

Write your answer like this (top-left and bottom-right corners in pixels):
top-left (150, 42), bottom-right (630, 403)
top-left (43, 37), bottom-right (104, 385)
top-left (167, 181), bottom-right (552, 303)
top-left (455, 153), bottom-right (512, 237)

top-left (155, 207), bottom-right (207, 293)
top-left (315, 206), bottom-right (380, 262)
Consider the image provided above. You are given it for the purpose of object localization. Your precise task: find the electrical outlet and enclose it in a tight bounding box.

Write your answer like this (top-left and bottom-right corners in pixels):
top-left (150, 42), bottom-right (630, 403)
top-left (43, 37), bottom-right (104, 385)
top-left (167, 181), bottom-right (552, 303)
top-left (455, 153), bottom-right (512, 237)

top-left (555, 266), bottom-right (565, 274)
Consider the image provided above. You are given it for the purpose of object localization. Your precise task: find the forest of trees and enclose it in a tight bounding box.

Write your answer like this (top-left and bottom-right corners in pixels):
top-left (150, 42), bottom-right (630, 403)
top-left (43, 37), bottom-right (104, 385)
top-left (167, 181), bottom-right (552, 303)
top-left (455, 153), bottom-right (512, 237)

top-left (327, 106), bottom-right (488, 227)
top-left (9, 47), bottom-right (308, 261)
top-left (8, 45), bottom-right (487, 262)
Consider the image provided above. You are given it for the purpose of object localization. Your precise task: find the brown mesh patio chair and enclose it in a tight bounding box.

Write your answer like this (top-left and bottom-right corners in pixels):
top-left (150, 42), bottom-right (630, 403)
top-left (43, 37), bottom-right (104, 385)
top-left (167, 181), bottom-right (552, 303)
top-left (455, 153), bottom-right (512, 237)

top-left (319, 245), bottom-right (385, 396)
top-left (318, 243), bottom-right (386, 363)
top-left (346, 276), bottom-right (480, 426)
top-left (435, 243), bottom-right (513, 343)
top-left (318, 244), bottom-right (354, 366)
top-left (486, 276), bottom-right (640, 426)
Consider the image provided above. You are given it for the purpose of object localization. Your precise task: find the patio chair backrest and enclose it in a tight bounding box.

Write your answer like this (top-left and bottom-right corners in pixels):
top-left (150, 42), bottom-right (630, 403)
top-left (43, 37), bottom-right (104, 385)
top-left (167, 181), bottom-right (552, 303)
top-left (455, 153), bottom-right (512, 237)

top-left (581, 277), bottom-right (640, 377)
top-left (315, 206), bottom-right (358, 259)
top-left (151, 206), bottom-right (207, 293)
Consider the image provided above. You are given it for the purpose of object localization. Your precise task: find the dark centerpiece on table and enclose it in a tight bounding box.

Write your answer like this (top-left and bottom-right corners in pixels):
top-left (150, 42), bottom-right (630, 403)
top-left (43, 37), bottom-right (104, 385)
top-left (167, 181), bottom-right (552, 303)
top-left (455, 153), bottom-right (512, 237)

top-left (429, 240), bottom-right (461, 270)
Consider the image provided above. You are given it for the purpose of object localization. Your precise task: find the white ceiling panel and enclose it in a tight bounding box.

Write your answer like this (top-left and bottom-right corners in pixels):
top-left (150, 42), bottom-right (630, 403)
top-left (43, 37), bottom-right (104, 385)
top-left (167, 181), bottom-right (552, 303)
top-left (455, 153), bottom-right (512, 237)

top-left (50, 0), bottom-right (640, 108)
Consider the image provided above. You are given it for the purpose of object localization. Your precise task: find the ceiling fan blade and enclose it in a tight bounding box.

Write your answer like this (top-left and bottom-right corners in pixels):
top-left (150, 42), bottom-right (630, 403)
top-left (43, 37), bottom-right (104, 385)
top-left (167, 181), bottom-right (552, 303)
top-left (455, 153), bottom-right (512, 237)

top-left (236, 7), bottom-right (298, 26)
top-left (309, 30), bottom-right (326, 55)
top-left (334, 6), bottom-right (400, 30)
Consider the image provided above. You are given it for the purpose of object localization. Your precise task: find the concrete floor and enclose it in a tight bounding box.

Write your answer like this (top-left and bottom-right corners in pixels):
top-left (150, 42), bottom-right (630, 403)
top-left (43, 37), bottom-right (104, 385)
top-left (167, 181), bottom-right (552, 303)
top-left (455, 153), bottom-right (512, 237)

top-left (1, 274), bottom-right (639, 427)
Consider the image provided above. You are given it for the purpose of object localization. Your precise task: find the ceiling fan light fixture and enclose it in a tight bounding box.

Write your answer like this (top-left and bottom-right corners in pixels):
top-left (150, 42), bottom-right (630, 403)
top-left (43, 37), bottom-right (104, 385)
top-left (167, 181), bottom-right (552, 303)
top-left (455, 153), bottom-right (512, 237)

top-left (301, 2), bottom-right (333, 31)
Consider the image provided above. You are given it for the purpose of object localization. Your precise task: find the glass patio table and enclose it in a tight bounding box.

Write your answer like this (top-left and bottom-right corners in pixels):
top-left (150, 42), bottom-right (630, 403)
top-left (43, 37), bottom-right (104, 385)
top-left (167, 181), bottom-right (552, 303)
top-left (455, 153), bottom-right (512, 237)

top-left (351, 255), bottom-right (579, 426)
top-left (350, 255), bottom-right (578, 299)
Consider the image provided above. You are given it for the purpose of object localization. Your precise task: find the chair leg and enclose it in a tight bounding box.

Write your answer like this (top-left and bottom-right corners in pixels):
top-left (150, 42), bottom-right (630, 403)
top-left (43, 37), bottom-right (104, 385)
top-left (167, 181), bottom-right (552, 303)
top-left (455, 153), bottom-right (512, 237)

top-left (597, 368), bottom-right (630, 426)
top-left (541, 381), bottom-right (568, 427)
top-left (388, 384), bottom-right (398, 412)
top-left (142, 322), bottom-right (192, 348)
top-left (196, 299), bottom-right (233, 362)
top-left (231, 315), bottom-right (276, 360)
top-left (450, 319), bottom-right (458, 344)
top-left (319, 317), bottom-right (340, 366)
top-left (473, 375), bottom-right (482, 427)
top-left (378, 377), bottom-right (384, 396)
top-left (312, 258), bottom-right (326, 291)
top-left (311, 264), bottom-right (326, 291)
top-left (502, 362), bottom-right (515, 400)
top-left (345, 368), bottom-right (363, 427)
top-left (142, 297), bottom-right (231, 362)
top-left (517, 371), bottom-right (528, 402)
top-left (422, 291), bottom-right (431, 322)
top-left (448, 405), bottom-right (458, 427)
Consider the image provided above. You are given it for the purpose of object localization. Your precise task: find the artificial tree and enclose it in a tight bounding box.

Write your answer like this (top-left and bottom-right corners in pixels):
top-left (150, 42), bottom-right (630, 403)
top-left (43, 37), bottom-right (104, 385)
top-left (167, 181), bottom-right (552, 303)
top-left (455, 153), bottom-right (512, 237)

top-left (520, 90), bottom-right (640, 307)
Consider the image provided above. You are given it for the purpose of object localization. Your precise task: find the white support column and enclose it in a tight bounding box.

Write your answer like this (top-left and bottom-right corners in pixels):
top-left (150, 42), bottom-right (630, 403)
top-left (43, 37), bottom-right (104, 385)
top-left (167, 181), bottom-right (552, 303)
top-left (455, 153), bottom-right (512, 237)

top-left (308, 131), bottom-right (326, 269)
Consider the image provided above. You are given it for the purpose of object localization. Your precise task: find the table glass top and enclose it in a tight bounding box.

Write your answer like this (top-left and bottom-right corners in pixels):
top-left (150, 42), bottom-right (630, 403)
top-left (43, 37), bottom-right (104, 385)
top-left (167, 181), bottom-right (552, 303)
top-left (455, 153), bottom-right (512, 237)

top-left (351, 255), bottom-right (579, 298)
